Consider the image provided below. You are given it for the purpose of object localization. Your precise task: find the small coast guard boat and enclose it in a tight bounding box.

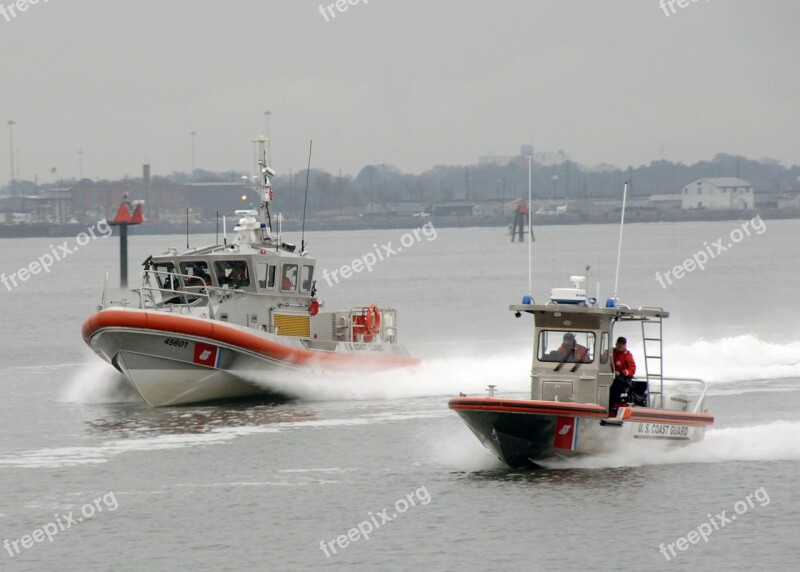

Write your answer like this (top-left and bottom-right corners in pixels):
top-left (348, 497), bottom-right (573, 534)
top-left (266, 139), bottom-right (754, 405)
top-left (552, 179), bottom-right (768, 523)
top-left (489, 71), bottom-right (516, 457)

top-left (82, 137), bottom-right (418, 406)
top-left (448, 277), bottom-right (714, 469)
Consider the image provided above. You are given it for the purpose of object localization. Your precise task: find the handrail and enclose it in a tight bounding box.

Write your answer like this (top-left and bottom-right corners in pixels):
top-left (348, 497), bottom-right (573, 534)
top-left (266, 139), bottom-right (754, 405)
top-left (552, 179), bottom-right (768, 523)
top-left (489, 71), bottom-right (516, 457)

top-left (343, 306), bottom-right (397, 343)
top-left (139, 269), bottom-right (215, 317)
top-left (659, 376), bottom-right (708, 413)
top-left (138, 268), bottom-right (319, 319)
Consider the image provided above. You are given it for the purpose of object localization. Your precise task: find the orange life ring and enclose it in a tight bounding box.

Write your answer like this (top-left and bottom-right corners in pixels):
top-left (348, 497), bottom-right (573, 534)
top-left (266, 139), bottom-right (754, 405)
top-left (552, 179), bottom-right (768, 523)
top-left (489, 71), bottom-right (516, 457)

top-left (309, 299), bottom-right (319, 316)
top-left (365, 304), bottom-right (381, 335)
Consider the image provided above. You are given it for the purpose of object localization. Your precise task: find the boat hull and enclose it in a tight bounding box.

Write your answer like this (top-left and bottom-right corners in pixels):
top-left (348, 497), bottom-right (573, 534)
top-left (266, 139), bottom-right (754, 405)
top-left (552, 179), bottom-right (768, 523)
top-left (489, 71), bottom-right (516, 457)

top-left (83, 308), bottom-right (419, 406)
top-left (114, 351), bottom-right (266, 406)
top-left (448, 397), bottom-right (714, 469)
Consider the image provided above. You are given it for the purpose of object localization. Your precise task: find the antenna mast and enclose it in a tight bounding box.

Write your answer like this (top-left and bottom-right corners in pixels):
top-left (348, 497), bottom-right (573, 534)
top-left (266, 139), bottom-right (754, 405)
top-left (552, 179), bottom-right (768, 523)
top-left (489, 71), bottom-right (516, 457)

top-left (255, 136), bottom-right (275, 237)
top-left (613, 181), bottom-right (629, 302)
top-left (300, 140), bottom-right (313, 254)
top-left (528, 154), bottom-right (533, 296)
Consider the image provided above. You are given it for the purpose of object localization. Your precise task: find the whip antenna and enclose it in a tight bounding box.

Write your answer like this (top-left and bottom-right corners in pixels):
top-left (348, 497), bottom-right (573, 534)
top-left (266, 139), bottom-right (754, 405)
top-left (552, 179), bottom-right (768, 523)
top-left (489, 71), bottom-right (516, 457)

top-left (300, 140), bottom-right (312, 253)
top-left (613, 181), bottom-right (628, 302)
top-left (528, 154), bottom-right (533, 296)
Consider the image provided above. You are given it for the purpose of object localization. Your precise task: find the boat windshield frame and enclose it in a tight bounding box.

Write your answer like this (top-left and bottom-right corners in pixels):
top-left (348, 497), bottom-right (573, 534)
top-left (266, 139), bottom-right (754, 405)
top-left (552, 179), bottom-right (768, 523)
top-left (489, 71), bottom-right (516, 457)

top-left (537, 330), bottom-right (596, 364)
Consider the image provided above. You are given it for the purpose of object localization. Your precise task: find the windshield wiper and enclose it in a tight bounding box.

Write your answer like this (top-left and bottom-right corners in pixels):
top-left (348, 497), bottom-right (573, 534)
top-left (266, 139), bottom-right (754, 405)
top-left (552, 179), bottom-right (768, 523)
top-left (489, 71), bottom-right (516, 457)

top-left (554, 352), bottom-right (572, 372)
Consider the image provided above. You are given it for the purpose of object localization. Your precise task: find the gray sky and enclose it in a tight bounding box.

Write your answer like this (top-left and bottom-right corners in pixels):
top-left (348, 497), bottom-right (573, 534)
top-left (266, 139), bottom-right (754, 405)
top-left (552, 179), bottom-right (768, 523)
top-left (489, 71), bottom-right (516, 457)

top-left (1, 0), bottom-right (799, 182)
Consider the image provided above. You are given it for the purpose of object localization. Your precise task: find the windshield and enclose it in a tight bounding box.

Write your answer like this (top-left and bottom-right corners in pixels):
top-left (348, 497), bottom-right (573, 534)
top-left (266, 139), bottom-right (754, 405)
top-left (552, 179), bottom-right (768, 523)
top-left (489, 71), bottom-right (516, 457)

top-left (180, 261), bottom-right (212, 287)
top-left (538, 330), bottom-right (595, 363)
top-left (214, 260), bottom-right (250, 288)
top-left (152, 262), bottom-right (176, 289)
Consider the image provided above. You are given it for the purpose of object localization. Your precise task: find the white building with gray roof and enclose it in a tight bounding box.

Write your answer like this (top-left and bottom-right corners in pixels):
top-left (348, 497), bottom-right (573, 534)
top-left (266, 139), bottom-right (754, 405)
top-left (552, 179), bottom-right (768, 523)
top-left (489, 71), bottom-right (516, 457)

top-left (681, 177), bottom-right (754, 210)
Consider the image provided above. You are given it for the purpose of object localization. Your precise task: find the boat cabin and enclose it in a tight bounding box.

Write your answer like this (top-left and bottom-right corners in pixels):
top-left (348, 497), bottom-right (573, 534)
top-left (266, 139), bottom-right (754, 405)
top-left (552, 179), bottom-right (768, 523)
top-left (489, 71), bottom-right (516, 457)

top-left (511, 279), bottom-right (668, 410)
top-left (129, 201), bottom-right (401, 347)
top-left (147, 247), bottom-right (315, 297)
top-left (139, 240), bottom-right (316, 333)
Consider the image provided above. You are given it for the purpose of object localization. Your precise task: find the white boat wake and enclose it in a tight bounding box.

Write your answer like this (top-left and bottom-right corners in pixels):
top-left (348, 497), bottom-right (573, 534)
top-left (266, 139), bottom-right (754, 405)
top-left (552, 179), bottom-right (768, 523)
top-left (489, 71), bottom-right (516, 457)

top-left (646, 334), bottom-right (800, 383)
top-left (236, 349), bottom-right (532, 401)
top-left (61, 360), bottom-right (141, 404)
top-left (539, 420), bottom-right (800, 469)
top-left (61, 333), bottom-right (800, 405)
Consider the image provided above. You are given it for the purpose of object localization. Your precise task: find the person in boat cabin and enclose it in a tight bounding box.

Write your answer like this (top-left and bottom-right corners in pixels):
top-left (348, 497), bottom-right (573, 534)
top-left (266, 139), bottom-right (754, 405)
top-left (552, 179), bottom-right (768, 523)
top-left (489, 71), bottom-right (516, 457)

top-left (230, 263), bottom-right (248, 284)
top-left (217, 262), bottom-right (249, 288)
top-left (281, 265), bottom-right (297, 291)
top-left (556, 332), bottom-right (591, 362)
top-left (609, 336), bottom-right (637, 413)
top-left (185, 264), bottom-right (212, 286)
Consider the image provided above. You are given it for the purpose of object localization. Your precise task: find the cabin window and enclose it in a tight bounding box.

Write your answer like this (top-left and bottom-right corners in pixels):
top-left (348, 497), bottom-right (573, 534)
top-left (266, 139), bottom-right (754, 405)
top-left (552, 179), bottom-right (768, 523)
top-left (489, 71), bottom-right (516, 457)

top-left (257, 263), bottom-right (276, 289)
top-left (152, 262), bottom-right (177, 290)
top-left (537, 330), bottom-right (595, 363)
top-left (180, 261), bottom-right (212, 287)
top-left (300, 265), bottom-right (314, 293)
top-left (599, 333), bottom-right (610, 364)
top-left (214, 260), bottom-right (250, 288)
top-left (281, 264), bottom-right (298, 291)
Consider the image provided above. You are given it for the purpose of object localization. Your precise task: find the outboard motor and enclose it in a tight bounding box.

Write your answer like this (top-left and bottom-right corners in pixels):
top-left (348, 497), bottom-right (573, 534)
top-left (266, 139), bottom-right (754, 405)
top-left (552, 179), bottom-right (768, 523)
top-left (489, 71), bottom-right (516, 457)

top-left (663, 390), bottom-right (690, 412)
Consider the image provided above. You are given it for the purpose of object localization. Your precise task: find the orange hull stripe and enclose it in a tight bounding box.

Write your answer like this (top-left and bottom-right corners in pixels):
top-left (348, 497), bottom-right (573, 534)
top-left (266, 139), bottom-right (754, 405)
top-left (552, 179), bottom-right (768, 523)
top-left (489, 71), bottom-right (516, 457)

top-left (626, 411), bottom-right (715, 425)
top-left (449, 398), bottom-right (608, 417)
top-left (448, 398), bottom-right (714, 425)
top-left (82, 309), bottom-right (420, 370)
top-left (450, 404), bottom-right (610, 418)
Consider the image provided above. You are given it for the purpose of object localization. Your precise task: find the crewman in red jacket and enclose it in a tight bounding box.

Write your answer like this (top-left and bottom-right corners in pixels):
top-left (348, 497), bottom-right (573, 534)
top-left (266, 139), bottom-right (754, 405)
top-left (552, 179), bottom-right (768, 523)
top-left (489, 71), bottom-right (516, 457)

top-left (609, 336), bottom-right (637, 415)
top-left (613, 337), bottom-right (636, 378)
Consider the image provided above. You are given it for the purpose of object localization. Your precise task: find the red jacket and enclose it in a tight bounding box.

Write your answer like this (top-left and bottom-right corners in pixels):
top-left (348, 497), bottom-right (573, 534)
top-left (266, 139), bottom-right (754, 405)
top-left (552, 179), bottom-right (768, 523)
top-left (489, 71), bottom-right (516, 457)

top-left (557, 343), bottom-right (590, 363)
top-left (613, 348), bottom-right (636, 377)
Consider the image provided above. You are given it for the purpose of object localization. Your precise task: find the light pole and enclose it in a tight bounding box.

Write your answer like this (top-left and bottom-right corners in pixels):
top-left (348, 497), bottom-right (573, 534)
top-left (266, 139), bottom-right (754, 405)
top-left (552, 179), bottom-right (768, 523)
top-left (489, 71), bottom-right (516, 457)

top-left (264, 111), bottom-right (272, 165)
top-left (78, 150), bottom-right (84, 180)
top-left (190, 131), bottom-right (196, 179)
top-left (7, 120), bottom-right (15, 190)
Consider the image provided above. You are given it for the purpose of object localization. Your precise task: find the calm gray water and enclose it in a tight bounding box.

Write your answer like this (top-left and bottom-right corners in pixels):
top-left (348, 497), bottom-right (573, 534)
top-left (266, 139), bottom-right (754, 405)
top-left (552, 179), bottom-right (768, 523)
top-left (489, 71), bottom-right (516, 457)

top-left (1, 220), bottom-right (798, 571)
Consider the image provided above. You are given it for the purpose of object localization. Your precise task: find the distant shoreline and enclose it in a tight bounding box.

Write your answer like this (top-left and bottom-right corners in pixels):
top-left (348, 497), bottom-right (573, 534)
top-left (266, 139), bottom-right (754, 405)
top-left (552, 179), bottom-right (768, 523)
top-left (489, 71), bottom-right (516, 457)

top-left (1, 208), bottom-right (797, 239)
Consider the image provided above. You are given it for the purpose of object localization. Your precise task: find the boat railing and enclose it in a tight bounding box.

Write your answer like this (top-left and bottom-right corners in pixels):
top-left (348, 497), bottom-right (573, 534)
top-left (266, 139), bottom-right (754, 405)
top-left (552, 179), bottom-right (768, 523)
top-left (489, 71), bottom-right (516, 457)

top-left (334, 307), bottom-right (398, 344)
top-left (137, 269), bottom-right (216, 318)
top-left (381, 308), bottom-right (398, 343)
top-left (656, 376), bottom-right (709, 413)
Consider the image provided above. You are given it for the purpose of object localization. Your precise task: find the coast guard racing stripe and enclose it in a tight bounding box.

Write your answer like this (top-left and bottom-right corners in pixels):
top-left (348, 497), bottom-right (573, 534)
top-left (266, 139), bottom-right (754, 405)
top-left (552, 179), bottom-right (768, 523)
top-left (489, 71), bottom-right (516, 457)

top-left (553, 416), bottom-right (578, 450)
top-left (193, 342), bottom-right (220, 368)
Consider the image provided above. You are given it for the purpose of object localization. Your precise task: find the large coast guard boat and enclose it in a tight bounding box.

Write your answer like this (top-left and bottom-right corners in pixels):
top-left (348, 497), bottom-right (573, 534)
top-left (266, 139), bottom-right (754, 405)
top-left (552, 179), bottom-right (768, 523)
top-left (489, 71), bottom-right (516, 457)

top-left (82, 138), bottom-right (418, 406)
top-left (449, 276), bottom-right (714, 469)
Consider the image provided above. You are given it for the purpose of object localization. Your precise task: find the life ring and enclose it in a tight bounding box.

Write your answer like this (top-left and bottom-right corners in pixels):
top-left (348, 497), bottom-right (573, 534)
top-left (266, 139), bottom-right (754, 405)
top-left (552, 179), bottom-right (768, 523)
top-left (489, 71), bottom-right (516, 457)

top-left (365, 304), bottom-right (381, 335)
top-left (309, 299), bottom-right (320, 316)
